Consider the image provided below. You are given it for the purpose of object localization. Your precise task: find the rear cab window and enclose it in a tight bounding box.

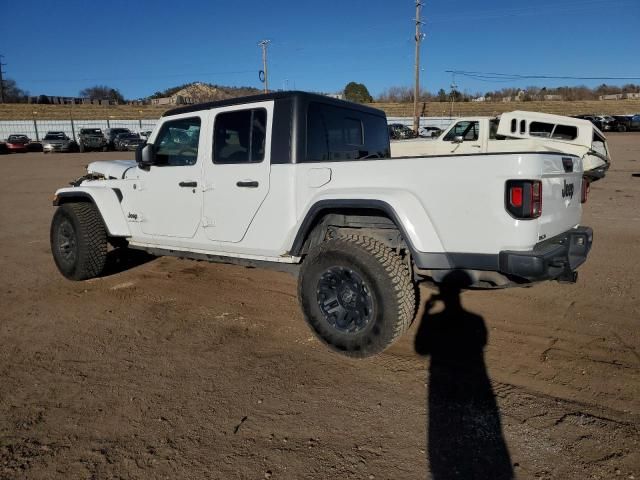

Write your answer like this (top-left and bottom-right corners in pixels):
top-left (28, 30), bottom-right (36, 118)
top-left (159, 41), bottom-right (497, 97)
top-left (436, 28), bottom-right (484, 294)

top-left (305, 102), bottom-right (390, 162)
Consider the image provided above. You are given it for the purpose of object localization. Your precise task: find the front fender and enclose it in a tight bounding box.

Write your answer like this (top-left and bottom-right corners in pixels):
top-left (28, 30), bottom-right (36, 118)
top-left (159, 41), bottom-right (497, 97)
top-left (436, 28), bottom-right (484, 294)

top-left (53, 187), bottom-right (130, 237)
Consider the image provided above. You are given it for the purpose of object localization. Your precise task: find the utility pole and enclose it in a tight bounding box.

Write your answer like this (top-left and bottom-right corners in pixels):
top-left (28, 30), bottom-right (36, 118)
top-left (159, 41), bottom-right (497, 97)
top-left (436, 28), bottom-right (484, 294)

top-left (413, 2), bottom-right (425, 135)
top-left (449, 75), bottom-right (458, 118)
top-left (258, 40), bottom-right (271, 93)
top-left (0, 55), bottom-right (6, 104)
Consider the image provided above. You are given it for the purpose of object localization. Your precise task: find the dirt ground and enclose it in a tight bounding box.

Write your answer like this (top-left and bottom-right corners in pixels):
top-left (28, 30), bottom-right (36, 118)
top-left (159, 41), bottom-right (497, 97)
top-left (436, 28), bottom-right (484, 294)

top-left (0, 135), bottom-right (639, 480)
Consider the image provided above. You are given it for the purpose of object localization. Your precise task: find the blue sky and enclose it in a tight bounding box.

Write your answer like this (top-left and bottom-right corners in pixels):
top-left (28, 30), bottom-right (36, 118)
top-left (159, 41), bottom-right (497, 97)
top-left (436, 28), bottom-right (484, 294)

top-left (1, 0), bottom-right (639, 99)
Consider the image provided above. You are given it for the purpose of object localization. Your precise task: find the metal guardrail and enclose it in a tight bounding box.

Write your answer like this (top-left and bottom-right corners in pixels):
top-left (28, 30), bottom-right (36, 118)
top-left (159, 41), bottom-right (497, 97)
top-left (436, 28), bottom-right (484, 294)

top-left (0, 119), bottom-right (158, 142)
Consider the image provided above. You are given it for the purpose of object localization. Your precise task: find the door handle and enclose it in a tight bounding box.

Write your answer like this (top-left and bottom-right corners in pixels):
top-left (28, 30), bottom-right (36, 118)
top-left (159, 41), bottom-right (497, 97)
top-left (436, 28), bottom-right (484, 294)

top-left (236, 180), bottom-right (259, 188)
top-left (179, 181), bottom-right (198, 187)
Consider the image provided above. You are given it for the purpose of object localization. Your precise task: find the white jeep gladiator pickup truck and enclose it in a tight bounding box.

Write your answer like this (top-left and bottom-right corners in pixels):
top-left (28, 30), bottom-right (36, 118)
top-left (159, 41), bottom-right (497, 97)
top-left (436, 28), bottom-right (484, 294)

top-left (391, 111), bottom-right (610, 181)
top-left (50, 92), bottom-right (593, 357)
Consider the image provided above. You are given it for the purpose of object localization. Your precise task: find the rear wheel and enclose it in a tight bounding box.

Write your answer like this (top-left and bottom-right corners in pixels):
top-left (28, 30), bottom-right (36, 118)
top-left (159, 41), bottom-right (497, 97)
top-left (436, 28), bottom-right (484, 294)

top-left (298, 235), bottom-right (416, 357)
top-left (50, 203), bottom-right (107, 280)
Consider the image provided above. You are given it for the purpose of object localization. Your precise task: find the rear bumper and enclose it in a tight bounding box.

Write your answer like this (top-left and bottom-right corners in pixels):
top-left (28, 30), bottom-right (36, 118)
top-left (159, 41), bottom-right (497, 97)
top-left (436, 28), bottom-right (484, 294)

top-left (499, 226), bottom-right (593, 282)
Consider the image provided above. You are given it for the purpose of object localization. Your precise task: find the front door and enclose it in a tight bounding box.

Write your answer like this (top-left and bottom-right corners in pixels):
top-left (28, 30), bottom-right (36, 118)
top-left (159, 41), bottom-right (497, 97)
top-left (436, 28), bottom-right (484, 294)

top-left (135, 115), bottom-right (205, 238)
top-left (201, 102), bottom-right (272, 243)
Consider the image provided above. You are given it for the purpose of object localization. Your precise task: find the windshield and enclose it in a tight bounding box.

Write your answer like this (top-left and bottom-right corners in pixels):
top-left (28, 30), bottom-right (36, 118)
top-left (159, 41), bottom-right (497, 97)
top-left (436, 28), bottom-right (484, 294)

top-left (81, 129), bottom-right (102, 135)
top-left (8, 135), bottom-right (28, 141)
top-left (44, 133), bottom-right (66, 140)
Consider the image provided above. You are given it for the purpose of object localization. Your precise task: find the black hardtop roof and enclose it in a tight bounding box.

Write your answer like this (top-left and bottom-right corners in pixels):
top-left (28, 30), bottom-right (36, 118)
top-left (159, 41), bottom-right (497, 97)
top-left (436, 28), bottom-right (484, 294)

top-left (163, 90), bottom-right (386, 118)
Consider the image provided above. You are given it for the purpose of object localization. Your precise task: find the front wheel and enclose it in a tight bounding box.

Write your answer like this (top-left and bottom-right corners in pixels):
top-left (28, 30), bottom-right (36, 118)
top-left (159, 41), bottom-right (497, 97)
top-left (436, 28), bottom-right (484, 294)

top-left (50, 203), bottom-right (108, 280)
top-left (298, 235), bottom-right (416, 357)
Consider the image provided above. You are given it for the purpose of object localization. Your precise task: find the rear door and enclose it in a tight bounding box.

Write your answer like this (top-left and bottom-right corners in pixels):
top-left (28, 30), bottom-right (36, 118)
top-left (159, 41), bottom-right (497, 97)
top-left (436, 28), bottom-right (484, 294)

top-left (537, 155), bottom-right (583, 241)
top-left (201, 101), bottom-right (273, 243)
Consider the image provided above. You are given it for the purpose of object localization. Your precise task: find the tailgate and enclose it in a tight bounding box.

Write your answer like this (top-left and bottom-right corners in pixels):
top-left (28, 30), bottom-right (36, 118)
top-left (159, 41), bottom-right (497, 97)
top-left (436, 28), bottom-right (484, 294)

top-left (538, 155), bottom-right (583, 241)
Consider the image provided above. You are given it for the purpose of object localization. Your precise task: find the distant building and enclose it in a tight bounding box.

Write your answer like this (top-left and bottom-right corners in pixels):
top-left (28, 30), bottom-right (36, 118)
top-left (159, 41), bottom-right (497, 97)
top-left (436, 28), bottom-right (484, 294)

top-left (624, 92), bottom-right (640, 100)
top-left (325, 93), bottom-right (344, 100)
top-left (471, 96), bottom-right (487, 102)
top-left (543, 94), bottom-right (563, 101)
top-left (599, 94), bottom-right (623, 100)
top-left (150, 95), bottom-right (195, 106)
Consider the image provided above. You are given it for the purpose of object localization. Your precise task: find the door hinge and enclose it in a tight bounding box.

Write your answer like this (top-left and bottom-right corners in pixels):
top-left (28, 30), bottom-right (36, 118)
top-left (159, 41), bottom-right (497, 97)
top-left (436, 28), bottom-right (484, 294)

top-left (202, 217), bottom-right (215, 227)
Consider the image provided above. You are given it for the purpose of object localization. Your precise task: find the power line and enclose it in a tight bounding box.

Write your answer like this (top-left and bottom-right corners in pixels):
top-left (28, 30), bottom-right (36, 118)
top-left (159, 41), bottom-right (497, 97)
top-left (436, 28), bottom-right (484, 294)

top-left (446, 70), bottom-right (640, 82)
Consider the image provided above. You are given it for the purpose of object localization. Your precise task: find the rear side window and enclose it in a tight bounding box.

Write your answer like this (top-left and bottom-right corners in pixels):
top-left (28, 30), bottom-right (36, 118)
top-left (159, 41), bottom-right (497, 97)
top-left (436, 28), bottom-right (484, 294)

top-left (306, 102), bottom-right (390, 162)
top-left (530, 122), bottom-right (554, 138)
top-left (551, 124), bottom-right (578, 140)
top-left (443, 121), bottom-right (479, 141)
top-left (214, 108), bottom-right (266, 164)
top-left (154, 117), bottom-right (201, 166)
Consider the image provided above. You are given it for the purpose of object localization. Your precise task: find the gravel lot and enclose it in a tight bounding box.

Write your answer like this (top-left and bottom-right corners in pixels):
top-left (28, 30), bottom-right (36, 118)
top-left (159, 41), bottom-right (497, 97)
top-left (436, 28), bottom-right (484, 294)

top-left (1, 134), bottom-right (639, 479)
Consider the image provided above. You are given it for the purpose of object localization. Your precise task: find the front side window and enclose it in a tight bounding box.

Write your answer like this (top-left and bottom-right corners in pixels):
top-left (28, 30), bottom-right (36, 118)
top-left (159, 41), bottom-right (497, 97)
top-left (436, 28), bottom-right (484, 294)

top-left (213, 108), bottom-right (266, 164)
top-left (306, 102), bottom-right (389, 162)
top-left (154, 117), bottom-right (201, 166)
top-left (443, 121), bottom-right (479, 141)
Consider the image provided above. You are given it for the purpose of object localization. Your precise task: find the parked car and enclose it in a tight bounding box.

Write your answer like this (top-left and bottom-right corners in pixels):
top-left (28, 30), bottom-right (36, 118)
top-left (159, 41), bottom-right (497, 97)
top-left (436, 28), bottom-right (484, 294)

top-left (388, 123), bottom-right (416, 139)
top-left (104, 128), bottom-right (132, 150)
top-left (78, 128), bottom-right (107, 152)
top-left (614, 114), bottom-right (640, 131)
top-left (50, 91), bottom-right (592, 358)
top-left (114, 133), bottom-right (144, 151)
top-left (5, 134), bottom-right (31, 153)
top-left (42, 132), bottom-right (77, 153)
top-left (419, 126), bottom-right (443, 138)
top-left (139, 130), bottom-right (153, 141)
top-left (594, 115), bottom-right (619, 132)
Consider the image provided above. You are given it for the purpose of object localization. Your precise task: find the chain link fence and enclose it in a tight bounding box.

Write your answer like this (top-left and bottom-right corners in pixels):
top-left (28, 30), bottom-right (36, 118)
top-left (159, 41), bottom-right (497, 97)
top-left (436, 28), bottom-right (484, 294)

top-left (0, 119), bottom-right (158, 142)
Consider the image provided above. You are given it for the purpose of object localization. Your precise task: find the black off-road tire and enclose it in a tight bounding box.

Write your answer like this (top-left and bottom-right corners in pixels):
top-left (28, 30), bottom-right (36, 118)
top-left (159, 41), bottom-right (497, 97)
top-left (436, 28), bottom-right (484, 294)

top-left (79, 142), bottom-right (85, 153)
top-left (50, 203), bottom-right (108, 280)
top-left (298, 235), bottom-right (416, 358)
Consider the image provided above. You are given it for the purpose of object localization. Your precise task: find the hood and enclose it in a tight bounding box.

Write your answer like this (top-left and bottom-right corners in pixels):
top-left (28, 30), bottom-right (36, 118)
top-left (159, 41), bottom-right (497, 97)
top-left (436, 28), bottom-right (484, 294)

top-left (43, 139), bottom-right (70, 145)
top-left (87, 160), bottom-right (137, 179)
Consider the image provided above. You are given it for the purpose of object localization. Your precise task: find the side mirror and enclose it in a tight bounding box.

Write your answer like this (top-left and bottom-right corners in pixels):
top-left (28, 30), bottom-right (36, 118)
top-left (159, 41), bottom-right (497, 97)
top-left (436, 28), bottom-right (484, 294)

top-left (453, 135), bottom-right (464, 144)
top-left (136, 143), bottom-right (155, 169)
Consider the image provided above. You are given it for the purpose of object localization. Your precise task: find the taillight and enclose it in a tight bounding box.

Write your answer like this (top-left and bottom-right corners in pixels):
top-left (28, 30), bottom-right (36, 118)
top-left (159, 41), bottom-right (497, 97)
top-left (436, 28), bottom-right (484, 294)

top-left (505, 180), bottom-right (542, 219)
top-left (581, 177), bottom-right (590, 203)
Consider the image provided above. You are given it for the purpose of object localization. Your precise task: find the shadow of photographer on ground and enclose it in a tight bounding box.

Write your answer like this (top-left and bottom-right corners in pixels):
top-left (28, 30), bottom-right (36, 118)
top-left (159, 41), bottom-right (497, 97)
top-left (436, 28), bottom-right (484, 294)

top-left (414, 271), bottom-right (514, 480)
